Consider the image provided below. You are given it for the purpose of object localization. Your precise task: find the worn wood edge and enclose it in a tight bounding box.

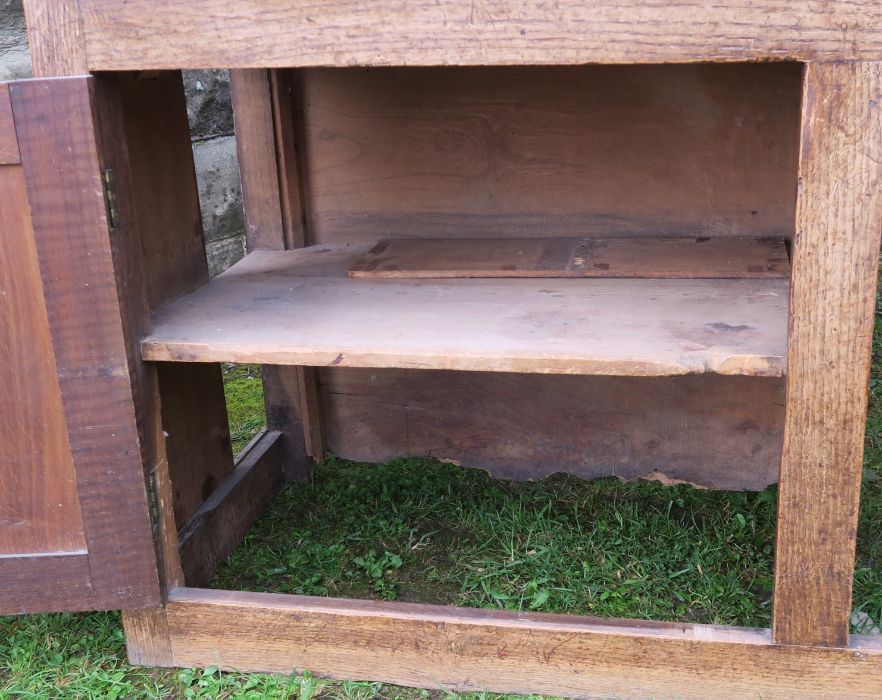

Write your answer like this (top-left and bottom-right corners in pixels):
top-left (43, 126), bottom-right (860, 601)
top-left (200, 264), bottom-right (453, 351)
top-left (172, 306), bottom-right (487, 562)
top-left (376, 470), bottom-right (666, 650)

top-left (177, 430), bottom-right (284, 587)
top-left (230, 69), bottom-right (286, 251)
top-left (297, 366), bottom-right (326, 463)
top-left (231, 68), bottom-right (325, 475)
top-left (141, 344), bottom-right (786, 379)
top-left (0, 85), bottom-right (20, 164)
top-left (121, 452), bottom-right (181, 664)
top-left (269, 69), bottom-right (307, 250)
top-left (161, 587), bottom-right (882, 698)
top-left (122, 608), bottom-right (173, 666)
top-left (139, 245), bottom-right (789, 378)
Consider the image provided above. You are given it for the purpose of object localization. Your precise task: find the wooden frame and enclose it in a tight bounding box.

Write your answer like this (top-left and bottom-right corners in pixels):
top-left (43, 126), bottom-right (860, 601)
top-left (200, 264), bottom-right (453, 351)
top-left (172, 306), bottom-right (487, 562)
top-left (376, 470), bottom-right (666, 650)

top-left (54, 1), bottom-right (882, 69)
top-left (166, 588), bottom-right (882, 699)
top-left (6, 3), bottom-right (882, 698)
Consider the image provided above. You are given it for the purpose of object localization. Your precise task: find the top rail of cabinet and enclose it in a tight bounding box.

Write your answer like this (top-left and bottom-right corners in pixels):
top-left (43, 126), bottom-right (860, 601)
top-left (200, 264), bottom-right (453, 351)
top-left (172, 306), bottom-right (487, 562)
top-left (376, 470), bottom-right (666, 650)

top-left (63, 1), bottom-right (882, 71)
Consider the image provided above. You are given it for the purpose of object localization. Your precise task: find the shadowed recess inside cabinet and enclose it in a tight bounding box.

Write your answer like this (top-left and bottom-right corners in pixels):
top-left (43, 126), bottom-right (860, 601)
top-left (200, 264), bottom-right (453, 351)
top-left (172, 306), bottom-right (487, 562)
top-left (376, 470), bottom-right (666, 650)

top-left (149, 62), bottom-right (800, 490)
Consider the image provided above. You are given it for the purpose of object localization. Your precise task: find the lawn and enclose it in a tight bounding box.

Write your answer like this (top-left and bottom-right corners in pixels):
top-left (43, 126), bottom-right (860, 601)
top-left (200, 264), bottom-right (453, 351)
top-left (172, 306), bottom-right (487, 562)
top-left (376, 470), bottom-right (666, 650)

top-left (2, 321), bottom-right (881, 698)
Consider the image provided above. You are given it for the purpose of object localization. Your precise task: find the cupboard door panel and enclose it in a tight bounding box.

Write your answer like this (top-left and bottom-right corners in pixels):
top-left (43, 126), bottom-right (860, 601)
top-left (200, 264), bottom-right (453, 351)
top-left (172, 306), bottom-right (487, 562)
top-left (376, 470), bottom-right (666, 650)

top-left (0, 157), bottom-right (86, 559)
top-left (0, 77), bottom-right (160, 614)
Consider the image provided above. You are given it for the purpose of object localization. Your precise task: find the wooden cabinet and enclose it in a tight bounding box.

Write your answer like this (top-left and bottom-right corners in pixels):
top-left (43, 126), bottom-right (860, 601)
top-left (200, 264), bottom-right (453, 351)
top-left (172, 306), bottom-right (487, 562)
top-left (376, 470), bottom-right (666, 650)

top-left (3, 2), bottom-right (882, 696)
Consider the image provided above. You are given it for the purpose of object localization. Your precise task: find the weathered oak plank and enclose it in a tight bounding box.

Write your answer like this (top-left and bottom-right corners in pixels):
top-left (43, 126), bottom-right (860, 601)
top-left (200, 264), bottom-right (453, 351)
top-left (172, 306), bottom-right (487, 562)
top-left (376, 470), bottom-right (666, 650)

top-left (0, 554), bottom-right (95, 615)
top-left (772, 61), bottom-right (882, 647)
top-left (0, 164), bottom-right (85, 560)
top-left (142, 246), bottom-right (789, 377)
top-left (78, 1), bottom-right (882, 69)
top-left (231, 68), bottom-right (325, 473)
top-left (320, 369), bottom-right (784, 490)
top-left (301, 65), bottom-right (801, 244)
top-left (229, 69), bottom-right (286, 252)
top-left (163, 587), bottom-right (882, 699)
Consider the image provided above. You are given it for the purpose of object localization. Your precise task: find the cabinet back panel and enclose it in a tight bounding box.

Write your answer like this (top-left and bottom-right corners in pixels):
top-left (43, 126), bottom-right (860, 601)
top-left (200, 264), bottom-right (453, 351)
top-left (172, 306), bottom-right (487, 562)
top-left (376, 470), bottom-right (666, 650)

top-left (300, 63), bottom-right (801, 242)
top-left (319, 369), bottom-right (784, 490)
top-left (295, 64), bottom-right (795, 487)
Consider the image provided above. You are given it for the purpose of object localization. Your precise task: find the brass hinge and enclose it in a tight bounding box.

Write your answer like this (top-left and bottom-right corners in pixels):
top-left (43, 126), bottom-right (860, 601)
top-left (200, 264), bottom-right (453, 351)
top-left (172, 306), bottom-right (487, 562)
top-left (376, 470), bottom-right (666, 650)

top-left (102, 168), bottom-right (120, 230)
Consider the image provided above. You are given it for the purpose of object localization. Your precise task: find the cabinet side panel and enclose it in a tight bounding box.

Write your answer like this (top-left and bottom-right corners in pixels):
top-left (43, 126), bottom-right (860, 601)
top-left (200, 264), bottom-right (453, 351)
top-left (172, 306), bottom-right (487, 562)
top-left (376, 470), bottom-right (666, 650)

top-left (231, 68), bottom-right (324, 477)
top-left (113, 72), bottom-right (235, 529)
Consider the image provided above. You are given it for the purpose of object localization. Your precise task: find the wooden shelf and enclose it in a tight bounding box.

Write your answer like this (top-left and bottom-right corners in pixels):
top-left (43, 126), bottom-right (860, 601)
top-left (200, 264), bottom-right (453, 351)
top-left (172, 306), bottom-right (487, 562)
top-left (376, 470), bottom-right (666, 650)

top-left (141, 243), bottom-right (788, 377)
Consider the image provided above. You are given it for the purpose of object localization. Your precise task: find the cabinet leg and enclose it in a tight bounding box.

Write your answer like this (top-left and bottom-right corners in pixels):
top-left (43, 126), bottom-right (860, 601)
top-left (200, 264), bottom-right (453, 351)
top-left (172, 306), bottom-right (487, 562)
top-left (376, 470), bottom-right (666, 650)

top-left (772, 60), bottom-right (882, 647)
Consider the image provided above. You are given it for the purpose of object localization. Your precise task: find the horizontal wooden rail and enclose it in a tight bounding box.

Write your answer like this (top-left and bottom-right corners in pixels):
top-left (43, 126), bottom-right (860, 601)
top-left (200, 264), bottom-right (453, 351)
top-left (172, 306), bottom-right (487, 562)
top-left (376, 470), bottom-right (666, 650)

top-left (162, 587), bottom-right (882, 699)
top-left (77, 1), bottom-right (882, 69)
top-left (0, 552), bottom-right (96, 614)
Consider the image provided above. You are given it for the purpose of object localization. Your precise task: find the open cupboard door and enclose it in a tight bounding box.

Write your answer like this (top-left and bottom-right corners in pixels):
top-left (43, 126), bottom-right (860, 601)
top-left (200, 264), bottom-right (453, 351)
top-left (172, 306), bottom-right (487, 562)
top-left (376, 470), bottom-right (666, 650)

top-left (0, 76), bottom-right (160, 614)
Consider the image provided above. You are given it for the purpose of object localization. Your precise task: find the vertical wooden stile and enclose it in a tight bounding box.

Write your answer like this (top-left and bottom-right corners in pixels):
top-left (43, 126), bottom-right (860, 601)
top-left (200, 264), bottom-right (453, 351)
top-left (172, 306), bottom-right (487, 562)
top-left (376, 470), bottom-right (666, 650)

top-left (773, 61), bottom-right (882, 647)
top-left (10, 77), bottom-right (162, 607)
top-left (87, 70), bottom-right (236, 656)
top-left (21, 0), bottom-right (88, 76)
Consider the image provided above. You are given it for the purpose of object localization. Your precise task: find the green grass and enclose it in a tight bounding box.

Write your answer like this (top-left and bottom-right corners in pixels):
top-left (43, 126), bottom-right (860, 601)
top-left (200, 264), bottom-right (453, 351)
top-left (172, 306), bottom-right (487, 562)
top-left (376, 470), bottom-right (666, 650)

top-left (3, 315), bottom-right (882, 697)
top-left (222, 364), bottom-right (266, 454)
top-left (214, 458), bottom-right (777, 627)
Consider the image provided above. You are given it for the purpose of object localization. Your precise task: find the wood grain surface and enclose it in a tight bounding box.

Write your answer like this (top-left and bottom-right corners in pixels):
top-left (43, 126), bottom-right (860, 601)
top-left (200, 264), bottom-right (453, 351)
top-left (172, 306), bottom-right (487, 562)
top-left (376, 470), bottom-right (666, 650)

top-left (231, 68), bottom-right (324, 476)
top-left (157, 364), bottom-right (234, 528)
top-left (143, 245), bottom-right (788, 377)
top-left (289, 63), bottom-right (797, 486)
top-left (116, 72), bottom-right (211, 309)
top-left (349, 237), bottom-right (790, 279)
top-left (178, 431), bottom-right (283, 587)
top-left (11, 77), bottom-right (160, 610)
top-left (0, 164), bottom-right (86, 558)
top-left (230, 69), bottom-right (287, 252)
top-left (162, 587), bottom-right (882, 699)
top-left (91, 71), bottom-right (235, 543)
top-left (0, 554), bottom-right (95, 615)
top-left (76, 1), bottom-right (882, 69)
top-left (321, 368), bottom-right (784, 489)
top-left (0, 85), bottom-right (20, 164)
top-left (300, 65), bottom-right (800, 244)
top-left (21, 0), bottom-right (87, 76)
top-left (773, 62), bottom-right (882, 647)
